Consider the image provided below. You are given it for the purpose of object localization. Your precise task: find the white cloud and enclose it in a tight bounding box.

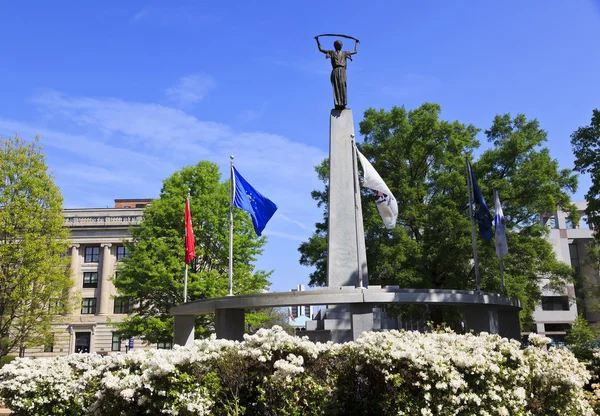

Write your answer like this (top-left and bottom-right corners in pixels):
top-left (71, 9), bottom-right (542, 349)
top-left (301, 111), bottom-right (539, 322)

top-left (239, 102), bottom-right (268, 123)
top-left (130, 7), bottom-right (220, 27)
top-left (276, 213), bottom-right (312, 231)
top-left (262, 230), bottom-right (307, 242)
top-left (165, 74), bottom-right (216, 108)
top-left (131, 8), bottom-right (149, 23)
top-left (2, 90), bottom-right (327, 240)
top-left (32, 89), bottom-right (227, 153)
top-left (1, 89), bottom-right (329, 291)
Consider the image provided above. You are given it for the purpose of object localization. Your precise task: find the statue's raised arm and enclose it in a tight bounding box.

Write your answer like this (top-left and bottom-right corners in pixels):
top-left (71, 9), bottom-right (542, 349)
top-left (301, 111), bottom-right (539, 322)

top-left (349, 39), bottom-right (359, 56)
top-left (315, 36), bottom-right (327, 54)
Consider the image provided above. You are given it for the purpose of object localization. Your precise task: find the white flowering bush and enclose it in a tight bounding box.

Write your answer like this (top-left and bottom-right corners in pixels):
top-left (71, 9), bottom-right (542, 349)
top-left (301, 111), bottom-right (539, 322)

top-left (0, 327), bottom-right (594, 415)
top-left (582, 350), bottom-right (600, 414)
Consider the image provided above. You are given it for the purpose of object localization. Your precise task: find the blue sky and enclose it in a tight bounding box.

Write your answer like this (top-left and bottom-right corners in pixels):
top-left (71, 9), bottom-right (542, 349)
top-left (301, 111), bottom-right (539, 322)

top-left (1, 1), bottom-right (599, 292)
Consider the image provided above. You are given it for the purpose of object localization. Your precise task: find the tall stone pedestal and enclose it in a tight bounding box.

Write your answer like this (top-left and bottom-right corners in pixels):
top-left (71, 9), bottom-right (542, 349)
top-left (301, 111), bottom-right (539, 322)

top-left (324, 109), bottom-right (373, 340)
top-left (327, 109), bottom-right (368, 288)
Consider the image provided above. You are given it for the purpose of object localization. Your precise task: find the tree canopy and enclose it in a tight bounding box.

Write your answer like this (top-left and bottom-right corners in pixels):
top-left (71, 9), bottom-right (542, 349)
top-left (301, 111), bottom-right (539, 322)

top-left (112, 161), bottom-right (271, 344)
top-left (571, 108), bottom-right (600, 232)
top-left (299, 104), bottom-right (577, 326)
top-left (0, 136), bottom-right (72, 358)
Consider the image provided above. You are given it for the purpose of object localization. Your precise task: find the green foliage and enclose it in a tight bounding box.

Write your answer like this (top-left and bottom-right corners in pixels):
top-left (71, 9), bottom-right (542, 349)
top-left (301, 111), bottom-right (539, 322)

top-left (571, 109), bottom-right (600, 232)
top-left (0, 328), bottom-right (594, 415)
top-left (0, 136), bottom-right (72, 360)
top-left (566, 315), bottom-right (598, 361)
top-left (299, 105), bottom-right (577, 326)
top-left (0, 354), bottom-right (15, 369)
top-left (113, 161), bottom-right (271, 344)
top-left (245, 308), bottom-right (295, 335)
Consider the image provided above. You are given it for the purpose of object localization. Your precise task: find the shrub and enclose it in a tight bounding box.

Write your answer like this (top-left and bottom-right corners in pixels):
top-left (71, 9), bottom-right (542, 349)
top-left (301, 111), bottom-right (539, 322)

top-left (0, 354), bottom-right (15, 369)
top-left (0, 328), bottom-right (594, 415)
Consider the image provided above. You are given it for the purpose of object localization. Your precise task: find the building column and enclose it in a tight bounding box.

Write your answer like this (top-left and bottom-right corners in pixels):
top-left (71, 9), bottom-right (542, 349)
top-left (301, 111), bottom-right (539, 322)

top-left (498, 310), bottom-right (521, 340)
top-left (98, 243), bottom-right (112, 315)
top-left (69, 244), bottom-right (80, 315)
top-left (464, 306), bottom-right (499, 334)
top-left (350, 303), bottom-right (374, 341)
top-left (173, 315), bottom-right (196, 346)
top-left (215, 309), bottom-right (245, 341)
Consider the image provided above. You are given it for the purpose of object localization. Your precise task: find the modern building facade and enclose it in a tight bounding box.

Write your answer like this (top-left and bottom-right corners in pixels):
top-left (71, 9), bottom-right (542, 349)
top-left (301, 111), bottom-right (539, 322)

top-left (24, 199), bottom-right (154, 357)
top-left (535, 201), bottom-right (596, 344)
top-left (287, 285), bottom-right (316, 329)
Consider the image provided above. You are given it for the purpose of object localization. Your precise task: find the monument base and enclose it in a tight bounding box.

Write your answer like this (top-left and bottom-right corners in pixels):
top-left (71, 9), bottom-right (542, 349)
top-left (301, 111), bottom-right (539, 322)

top-left (172, 287), bottom-right (522, 345)
top-left (303, 303), bottom-right (397, 342)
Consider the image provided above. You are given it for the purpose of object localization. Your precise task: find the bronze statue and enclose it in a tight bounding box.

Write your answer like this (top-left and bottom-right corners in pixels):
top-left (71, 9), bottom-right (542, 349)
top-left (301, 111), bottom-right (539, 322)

top-left (315, 34), bottom-right (359, 109)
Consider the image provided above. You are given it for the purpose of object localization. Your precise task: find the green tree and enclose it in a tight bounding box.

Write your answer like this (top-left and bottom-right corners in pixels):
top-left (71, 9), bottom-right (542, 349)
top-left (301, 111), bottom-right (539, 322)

top-left (0, 136), bottom-right (72, 359)
top-left (570, 109), bottom-right (600, 316)
top-left (113, 161), bottom-right (271, 344)
top-left (299, 105), bottom-right (577, 326)
top-left (245, 308), bottom-right (295, 335)
top-left (565, 315), bottom-right (597, 361)
top-left (571, 108), bottom-right (600, 231)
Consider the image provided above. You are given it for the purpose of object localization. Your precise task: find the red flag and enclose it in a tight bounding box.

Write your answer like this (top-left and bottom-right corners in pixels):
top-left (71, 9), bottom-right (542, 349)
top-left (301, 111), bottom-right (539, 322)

top-left (184, 197), bottom-right (196, 264)
top-left (288, 308), bottom-right (296, 322)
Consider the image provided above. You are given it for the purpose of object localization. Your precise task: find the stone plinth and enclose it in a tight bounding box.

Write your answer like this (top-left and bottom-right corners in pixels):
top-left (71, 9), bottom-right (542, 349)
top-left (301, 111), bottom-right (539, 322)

top-left (327, 109), bottom-right (368, 287)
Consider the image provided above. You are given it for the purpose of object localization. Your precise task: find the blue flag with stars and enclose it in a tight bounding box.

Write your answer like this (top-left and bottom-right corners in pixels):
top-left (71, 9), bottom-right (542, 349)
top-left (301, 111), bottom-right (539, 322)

top-left (232, 166), bottom-right (278, 236)
top-left (468, 161), bottom-right (494, 241)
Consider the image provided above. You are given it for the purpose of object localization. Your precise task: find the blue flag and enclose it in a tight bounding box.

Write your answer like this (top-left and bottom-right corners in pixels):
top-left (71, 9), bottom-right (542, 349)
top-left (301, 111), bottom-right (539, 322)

top-left (232, 167), bottom-right (277, 236)
top-left (468, 161), bottom-right (493, 241)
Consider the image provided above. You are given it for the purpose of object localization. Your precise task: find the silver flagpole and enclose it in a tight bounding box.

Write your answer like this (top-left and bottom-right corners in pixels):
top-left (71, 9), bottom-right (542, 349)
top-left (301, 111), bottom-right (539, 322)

top-left (228, 156), bottom-right (234, 296)
top-left (495, 190), bottom-right (506, 296)
top-left (499, 258), bottom-right (505, 296)
top-left (466, 158), bottom-right (481, 292)
top-left (351, 136), bottom-right (366, 288)
top-left (184, 189), bottom-right (190, 302)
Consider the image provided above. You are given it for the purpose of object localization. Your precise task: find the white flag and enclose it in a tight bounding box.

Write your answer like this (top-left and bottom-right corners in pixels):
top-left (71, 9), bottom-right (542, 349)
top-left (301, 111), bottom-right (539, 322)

top-left (356, 148), bottom-right (398, 229)
top-left (494, 190), bottom-right (508, 258)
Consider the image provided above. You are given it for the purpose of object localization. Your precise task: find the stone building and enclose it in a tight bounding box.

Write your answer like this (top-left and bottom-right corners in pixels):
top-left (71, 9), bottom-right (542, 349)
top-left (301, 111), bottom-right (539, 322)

top-left (535, 201), bottom-right (596, 344)
top-left (25, 199), bottom-right (157, 357)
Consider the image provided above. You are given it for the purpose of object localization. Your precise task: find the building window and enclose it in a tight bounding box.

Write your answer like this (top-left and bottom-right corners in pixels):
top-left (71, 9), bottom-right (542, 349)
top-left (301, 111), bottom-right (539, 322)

top-left (113, 297), bottom-right (134, 314)
top-left (112, 333), bottom-right (121, 352)
top-left (541, 296), bottom-right (570, 311)
top-left (544, 323), bottom-right (572, 332)
top-left (48, 298), bottom-right (65, 314)
top-left (116, 246), bottom-right (129, 261)
top-left (81, 298), bottom-right (97, 314)
top-left (83, 272), bottom-right (99, 288)
top-left (44, 334), bottom-right (54, 353)
top-left (570, 243), bottom-right (580, 274)
top-left (581, 215), bottom-right (591, 229)
top-left (157, 341), bottom-right (172, 350)
top-left (84, 246), bottom-right (100, 263)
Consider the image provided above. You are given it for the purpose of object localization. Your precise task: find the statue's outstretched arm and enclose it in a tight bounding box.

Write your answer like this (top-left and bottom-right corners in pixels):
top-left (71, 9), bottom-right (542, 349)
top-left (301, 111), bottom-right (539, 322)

top-left (349, 39), bottom-right (359, 55)
top-left (315, 36), bottom-right (327, 54)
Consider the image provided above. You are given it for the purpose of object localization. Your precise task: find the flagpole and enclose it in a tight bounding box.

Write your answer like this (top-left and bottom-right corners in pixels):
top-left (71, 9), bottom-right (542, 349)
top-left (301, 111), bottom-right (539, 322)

top-left (228, 155), bottom-right (234, 296)
top-left (184, 189), bottom-right (190, 303)
top-left (495, 190), bottom-right (506, 296)
top-left (351, 136), bottom-right (365, 288)
top-left (466, 158), bottom-right (481, 292)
